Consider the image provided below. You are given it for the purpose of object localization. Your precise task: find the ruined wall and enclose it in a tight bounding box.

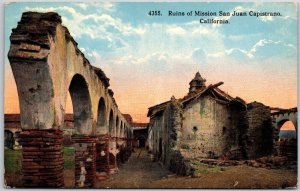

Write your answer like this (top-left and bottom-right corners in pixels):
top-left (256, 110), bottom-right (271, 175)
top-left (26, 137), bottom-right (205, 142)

top-left (8, 12), bottom-right (133, 187)
top-left (150, 114), bottom-right (163, 161)
top-left (167, 98), bottom-right (195, 176)
top-left (245, 102), bottom-right (273, 159)
top-left (8, 12), bottom-right (130, 136)
top-left (181, 96), bottom-right (241, 159)
top-left (149, 98), bottom-right (195, 176)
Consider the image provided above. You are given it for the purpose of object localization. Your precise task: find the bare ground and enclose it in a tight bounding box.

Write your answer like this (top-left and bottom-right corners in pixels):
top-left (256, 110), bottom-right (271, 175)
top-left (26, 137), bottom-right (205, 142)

top-left (95, 149), bottom-right (297, 189)
top-left (5, 149), bottom-right (297, 189)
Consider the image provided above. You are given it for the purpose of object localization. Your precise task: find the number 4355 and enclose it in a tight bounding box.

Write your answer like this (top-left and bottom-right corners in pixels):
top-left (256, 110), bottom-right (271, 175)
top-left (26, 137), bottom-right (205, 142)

top-left (148, 11), bottom-right (162, 16)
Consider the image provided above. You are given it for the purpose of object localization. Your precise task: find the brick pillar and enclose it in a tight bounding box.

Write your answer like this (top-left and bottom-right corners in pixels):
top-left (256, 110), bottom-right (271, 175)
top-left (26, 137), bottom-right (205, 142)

top-left (108, 137), bottom-right (117, 174)
top-left (72, 135), bottom-right (96, 188)
top-left (96, 135), bottom-right (110, 173)
top-left (19, 129), bottom-right (64, 188)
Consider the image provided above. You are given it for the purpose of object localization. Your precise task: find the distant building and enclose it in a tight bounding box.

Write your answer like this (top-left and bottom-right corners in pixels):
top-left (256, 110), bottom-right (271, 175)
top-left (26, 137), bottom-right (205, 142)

top-left (123, 114), bottom-right (149, 148)
top-left (4, 114), bottom-right (22, 150)
top-left (4, 114), bottom-right (76, 148)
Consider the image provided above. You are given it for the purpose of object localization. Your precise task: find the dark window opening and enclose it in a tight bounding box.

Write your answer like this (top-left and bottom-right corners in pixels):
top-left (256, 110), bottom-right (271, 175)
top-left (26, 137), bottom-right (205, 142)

top-left (223, 126), bottom-right (226, 134)
top-left (193, 126), bottom-right (198, 133)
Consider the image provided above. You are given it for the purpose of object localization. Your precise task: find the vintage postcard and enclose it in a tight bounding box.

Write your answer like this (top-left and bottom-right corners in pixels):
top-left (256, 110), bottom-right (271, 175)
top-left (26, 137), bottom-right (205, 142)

top-left (3, 1), bottom-right (298, 189)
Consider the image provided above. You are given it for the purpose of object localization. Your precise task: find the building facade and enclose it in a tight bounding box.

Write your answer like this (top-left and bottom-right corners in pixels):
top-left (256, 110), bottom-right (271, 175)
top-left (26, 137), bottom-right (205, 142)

top-left (147, 72), bottom-right (274, 175)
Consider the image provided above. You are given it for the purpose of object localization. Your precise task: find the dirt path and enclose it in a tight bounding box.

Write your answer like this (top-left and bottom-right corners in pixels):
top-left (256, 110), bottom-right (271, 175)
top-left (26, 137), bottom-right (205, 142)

top-left (94, 149), bottom-right (172, 188)
top-left (95, 149), bottom-right (297, 189)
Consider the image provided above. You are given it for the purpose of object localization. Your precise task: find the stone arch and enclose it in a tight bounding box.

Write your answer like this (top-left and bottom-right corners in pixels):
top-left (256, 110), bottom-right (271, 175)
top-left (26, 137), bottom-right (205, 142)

top-left (68, 74), bottom-right (93, 135)
top-left (96, 97), bottom-right (106, 134)
top-left (109, 109), bottom-right (114, 135)
top-left (119, 121), bottom-right (123, 137)
top-left (116, 116), bottom-right (119, 137)
top-left (120, 123), bottom-right (123, 138)
top-left (277, 119), bottom-right (290, 130)
top-left (124, 126), bottom-right (128, 138)
top-left (8, 12), bottom-right (133, 188)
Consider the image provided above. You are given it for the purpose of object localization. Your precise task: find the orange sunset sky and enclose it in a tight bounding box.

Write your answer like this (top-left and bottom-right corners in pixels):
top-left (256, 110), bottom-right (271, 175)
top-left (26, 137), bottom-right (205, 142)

top-left (4, 60), bottom-right (297, 123)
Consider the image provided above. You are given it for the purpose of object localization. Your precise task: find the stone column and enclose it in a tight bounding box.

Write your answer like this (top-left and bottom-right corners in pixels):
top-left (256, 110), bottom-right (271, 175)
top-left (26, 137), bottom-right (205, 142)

top-left (20, 129), bottom-right (64, 188)
top-left (72, 135), bottom-right (97, 188)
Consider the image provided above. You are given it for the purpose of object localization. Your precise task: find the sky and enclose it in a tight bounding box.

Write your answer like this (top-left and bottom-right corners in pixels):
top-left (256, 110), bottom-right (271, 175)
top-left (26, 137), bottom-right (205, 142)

top-left (4, 2), bottom-right (298, 123)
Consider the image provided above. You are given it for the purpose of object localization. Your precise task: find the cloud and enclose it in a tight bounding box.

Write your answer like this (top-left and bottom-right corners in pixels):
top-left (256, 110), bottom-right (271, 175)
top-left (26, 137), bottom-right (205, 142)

top-left (259, 15), bottom-right (273, 22)
top-left (206, 39), bottom-right (296, 61)
top-left (23, 4), bottom-right (296, 65)
top-left (75, 3), bottom-right (88, 10)
top-left (166, 26), bottom-right (186, 36)
top-left (192, 48), bottom-right (207, 64)
top-left (74, 2), bottom-right (115, 11)
top-left (25, 6), bottom-right (76, 15)
top-left (25, 5), bottom-right (145, 38)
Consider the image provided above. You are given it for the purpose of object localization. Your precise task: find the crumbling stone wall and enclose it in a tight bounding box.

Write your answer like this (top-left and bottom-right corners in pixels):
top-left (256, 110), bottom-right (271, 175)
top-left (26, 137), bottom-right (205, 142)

top-left (181, 96), bottom-right (242, 159)
top-left (167, 97), bottom-right (195, 176)
top-left (245, 102), bottom-right (273, 159)
top-left (149, 98), bottom-right (275, 176)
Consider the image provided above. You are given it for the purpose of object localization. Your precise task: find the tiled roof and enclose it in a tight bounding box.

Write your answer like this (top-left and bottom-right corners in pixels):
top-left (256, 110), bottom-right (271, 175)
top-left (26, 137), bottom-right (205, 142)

top-left (148, 81), bottom-right (246, 118)
top-left (122, 114), bottom-right (133, 124)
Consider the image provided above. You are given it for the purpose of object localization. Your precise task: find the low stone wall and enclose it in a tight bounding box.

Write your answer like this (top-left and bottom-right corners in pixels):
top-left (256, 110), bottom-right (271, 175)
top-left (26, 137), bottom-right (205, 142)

top-left (245, 102), bottom-right (273, 159)
top-left (278, 139), bottom-right (297, 161)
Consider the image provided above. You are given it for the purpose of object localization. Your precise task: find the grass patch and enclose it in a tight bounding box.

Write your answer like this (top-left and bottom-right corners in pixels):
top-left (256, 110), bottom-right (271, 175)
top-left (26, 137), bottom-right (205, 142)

top-left (190, 160), bottom-right (221, 175)
top-left (64, 147), bottom-right (75, 169)
top-left (4, 149), bottom-right (22, 173)
top-left (4, 147), bottom-right (75, 172)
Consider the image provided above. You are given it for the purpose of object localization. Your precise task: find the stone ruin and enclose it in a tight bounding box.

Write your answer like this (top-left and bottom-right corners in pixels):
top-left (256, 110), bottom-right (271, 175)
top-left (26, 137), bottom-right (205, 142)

top-left (8, 12), bottom-right (134, 188)
top-left (147, 72), bottom-right (297, 176)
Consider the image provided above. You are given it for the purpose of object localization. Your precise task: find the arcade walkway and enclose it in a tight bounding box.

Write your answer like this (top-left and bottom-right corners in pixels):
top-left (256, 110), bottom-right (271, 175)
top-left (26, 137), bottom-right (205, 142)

top-left (94, 148), bottom-right (171, 188)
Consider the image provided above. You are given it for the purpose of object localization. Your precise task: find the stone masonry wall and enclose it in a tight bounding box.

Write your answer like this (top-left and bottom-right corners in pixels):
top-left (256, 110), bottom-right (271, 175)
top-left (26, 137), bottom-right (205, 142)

top-left (181, 96), bottom-right (240, 159)
top-left (245, 102), bottom-right (273, 159)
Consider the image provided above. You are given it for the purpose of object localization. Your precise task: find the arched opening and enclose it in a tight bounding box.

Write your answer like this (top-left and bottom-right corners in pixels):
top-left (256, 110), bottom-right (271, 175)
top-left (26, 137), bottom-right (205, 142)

top-left (278, 120), bottom-right (297, 160)
top-left (138, 135), bottom-right (146, 148)
top-left (279, 121), bottom-right (296, 140)
top-left (66, 74), bottom-right (94, 188)
top-left (120, 124), bottom-right (123, 138)
top-left (116, 116), bottom-right (119, 137)
top-left (96, 97), bottom-right (106, 132)
top-left (64, 92), bottom-right (74, 146)
top-left (109, 110), bottom-right (114, 135)
top-left (125, 127), bottom-right (128, 139)
top-left (68, 74), bottom-right (93, 135)
top-left (119, 121), bottom-right (123, 138)
top-left (4, 130), bottom-right (14, 149)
